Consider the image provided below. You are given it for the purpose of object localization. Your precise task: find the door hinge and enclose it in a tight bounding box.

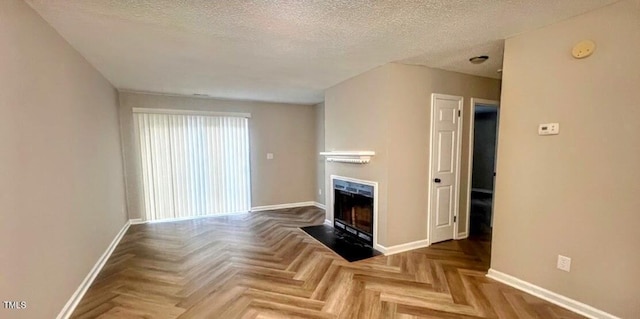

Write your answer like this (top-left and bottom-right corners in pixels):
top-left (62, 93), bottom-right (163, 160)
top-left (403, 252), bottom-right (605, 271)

top-left (458, 110), bottom-right (461, 117)
top-left (454, 215), bottom-right (457, 223)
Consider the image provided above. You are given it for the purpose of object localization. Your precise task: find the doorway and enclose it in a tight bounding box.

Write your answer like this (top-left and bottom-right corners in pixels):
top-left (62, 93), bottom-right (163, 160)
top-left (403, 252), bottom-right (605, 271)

top-left (466, 99), bottom-right (499, 240)
top-left (428, 94), bottom-right (463, 244)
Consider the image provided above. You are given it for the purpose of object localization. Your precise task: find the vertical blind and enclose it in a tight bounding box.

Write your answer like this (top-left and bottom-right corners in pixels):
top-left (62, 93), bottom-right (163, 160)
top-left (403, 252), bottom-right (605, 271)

top-left (134, 111), bottom-right (251, 221)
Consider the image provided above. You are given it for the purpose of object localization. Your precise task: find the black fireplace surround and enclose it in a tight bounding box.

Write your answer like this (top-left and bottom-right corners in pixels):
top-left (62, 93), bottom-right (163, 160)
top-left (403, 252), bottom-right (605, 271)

top-left (333, 179), bottom-right (374, 246)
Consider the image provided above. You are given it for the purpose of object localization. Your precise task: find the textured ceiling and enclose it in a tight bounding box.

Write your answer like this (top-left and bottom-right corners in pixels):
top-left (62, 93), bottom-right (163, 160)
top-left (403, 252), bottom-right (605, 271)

top-left (26, 0), bottom-right (617, 104)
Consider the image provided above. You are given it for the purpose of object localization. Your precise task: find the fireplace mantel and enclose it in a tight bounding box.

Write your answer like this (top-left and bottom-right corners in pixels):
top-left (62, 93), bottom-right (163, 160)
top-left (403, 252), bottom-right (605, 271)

top-left (320, 151), bottom-right (375, 164)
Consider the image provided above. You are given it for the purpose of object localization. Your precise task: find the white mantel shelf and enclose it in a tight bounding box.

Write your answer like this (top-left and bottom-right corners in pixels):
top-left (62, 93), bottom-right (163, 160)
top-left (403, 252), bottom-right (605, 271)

top-left (320, 151), bottom-right (375, 164)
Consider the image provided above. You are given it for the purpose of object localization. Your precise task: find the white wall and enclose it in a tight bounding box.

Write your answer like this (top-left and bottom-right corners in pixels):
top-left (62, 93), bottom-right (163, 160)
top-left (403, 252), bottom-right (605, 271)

top-left (492, 1), bottom-right (640, 317)
top-left (0, 1), bottom-right (128, 318)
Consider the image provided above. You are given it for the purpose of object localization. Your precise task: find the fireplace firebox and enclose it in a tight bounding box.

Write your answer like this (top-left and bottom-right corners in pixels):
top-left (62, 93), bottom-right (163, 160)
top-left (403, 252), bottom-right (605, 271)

top-left (333, 179), bottom-right (374, 246)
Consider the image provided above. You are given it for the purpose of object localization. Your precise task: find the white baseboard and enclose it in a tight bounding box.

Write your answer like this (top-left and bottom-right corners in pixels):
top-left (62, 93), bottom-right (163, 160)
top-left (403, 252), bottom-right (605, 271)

top-left (140, 212), bottom-right (246, 224)
top-left (323, 219), bottom-right (332, 226)
top-left (57, 221), bottom-right (131, 319)
top-left (377, 239), bottom-right (430, 256)
top-left (456, 232), bottom-right (469, 239)
top-left (251, 201), bottom-right (315, 212)
top-left (130, 211), bottom-right (251, 225)
top-left (128, 218), bottom-right (145, 225)
top-left (314, 202), bottom-right (326, 210)
top-left (487, 269), bottom-right (620, 319)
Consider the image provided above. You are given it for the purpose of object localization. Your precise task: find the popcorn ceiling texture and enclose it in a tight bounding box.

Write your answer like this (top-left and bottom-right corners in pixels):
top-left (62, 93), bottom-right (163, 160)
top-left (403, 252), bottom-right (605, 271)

top-left (26, 0), bottom-right (616, 104)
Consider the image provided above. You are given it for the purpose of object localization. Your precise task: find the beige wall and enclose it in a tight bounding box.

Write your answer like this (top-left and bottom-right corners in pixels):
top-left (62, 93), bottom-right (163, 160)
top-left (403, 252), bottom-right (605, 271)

top-left (325, 65), bottom-right (393, 245)
top-left (0, 1), bottom-right (128, 318)
top-left (119, 92), bottom-right (316, 219)
top-left (385, 64), bottom-right (501, 245)
top-left (325, 63), bottom-right (500, 246)
top-left (315, 102), bottom-right (326, 205)
top-left (492, 1), bottom-right (640, 317)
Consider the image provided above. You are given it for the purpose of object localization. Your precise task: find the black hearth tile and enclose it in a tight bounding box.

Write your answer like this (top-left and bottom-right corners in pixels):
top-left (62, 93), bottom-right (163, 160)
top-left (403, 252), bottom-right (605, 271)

top-left (300, 224), bottom-right (382, 262)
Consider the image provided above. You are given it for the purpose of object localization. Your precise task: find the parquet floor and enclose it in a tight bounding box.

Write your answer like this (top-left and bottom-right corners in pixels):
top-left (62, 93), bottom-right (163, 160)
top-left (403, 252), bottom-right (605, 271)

top-left (71, 207), bottom-right (584, 318)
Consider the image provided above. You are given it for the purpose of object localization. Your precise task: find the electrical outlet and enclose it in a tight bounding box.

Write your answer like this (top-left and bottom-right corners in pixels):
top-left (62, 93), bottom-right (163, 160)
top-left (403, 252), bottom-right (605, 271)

top-left (557, 255), bottom-right (571, 272)
top-left (266, 153), bottom-right (274, 160)
top-left (318, 188), bottom-right (322, 195)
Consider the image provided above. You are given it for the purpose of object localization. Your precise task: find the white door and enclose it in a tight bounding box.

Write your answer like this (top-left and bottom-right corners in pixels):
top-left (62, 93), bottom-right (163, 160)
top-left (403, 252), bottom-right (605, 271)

top-left (429, 94), bottom-right (463, 244)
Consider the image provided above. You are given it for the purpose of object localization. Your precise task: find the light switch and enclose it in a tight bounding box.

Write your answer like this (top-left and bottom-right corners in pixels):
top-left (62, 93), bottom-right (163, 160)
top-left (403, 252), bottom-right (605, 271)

top-left (266, 153), bottom-right (274, 160)
top-left (538, 123), bottom-right (560, 136)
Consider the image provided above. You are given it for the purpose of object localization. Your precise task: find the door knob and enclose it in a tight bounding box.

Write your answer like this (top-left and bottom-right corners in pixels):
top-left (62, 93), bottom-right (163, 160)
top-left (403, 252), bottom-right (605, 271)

top-left (434, 178), bottom-right (441, 183)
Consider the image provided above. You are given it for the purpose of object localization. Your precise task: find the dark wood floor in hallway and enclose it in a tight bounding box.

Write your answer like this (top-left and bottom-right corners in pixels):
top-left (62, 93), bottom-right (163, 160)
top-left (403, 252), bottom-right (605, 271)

top-left (71, 206), bottom-right (584, 318)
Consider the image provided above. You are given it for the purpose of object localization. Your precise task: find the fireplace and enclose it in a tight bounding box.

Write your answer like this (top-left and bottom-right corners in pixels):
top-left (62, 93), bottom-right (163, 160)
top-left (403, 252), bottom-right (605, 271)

top-left (300, 176), bottom-right (380, 262)
top-left (333, 178), bottom-right (374, 246)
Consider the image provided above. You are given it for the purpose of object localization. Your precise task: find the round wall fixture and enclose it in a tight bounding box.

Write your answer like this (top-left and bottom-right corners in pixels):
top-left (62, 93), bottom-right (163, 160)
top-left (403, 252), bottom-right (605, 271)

top-left (469, 55), bottom-right (489, 64)
top-left (572, 40), bottom-right (596, 59)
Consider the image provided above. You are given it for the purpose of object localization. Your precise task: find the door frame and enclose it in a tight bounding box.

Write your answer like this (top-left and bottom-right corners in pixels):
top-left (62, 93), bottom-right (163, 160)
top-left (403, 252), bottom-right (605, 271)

top-left (464, 98), bottom-right (500, 237)
top-left (428, 93), bottom-right (464, 245)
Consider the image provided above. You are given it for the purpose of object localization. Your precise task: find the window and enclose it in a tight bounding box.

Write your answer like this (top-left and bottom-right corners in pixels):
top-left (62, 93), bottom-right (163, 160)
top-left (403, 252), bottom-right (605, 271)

top-left (134, 109), bottom-right (251, 221)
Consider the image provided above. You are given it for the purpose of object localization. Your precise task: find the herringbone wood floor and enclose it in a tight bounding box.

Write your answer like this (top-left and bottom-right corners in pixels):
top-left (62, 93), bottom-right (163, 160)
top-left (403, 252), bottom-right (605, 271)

top-left (71, 207), bottom-right (584, 318)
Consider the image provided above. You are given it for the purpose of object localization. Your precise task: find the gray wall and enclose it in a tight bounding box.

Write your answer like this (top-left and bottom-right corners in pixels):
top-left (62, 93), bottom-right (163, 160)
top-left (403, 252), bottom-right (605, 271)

top-left (0, 1), bottom-right (128, 318)
top-left (471, 111), bottom-right (498, 191)
top-left (119, 92), bottom-right (317, 219)
top-left (492, 1), bottom-right (640, 317)
top-left (325, 63), bottom-right (501, 246)
top-left (315, 102), bottom-right (326, 205)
